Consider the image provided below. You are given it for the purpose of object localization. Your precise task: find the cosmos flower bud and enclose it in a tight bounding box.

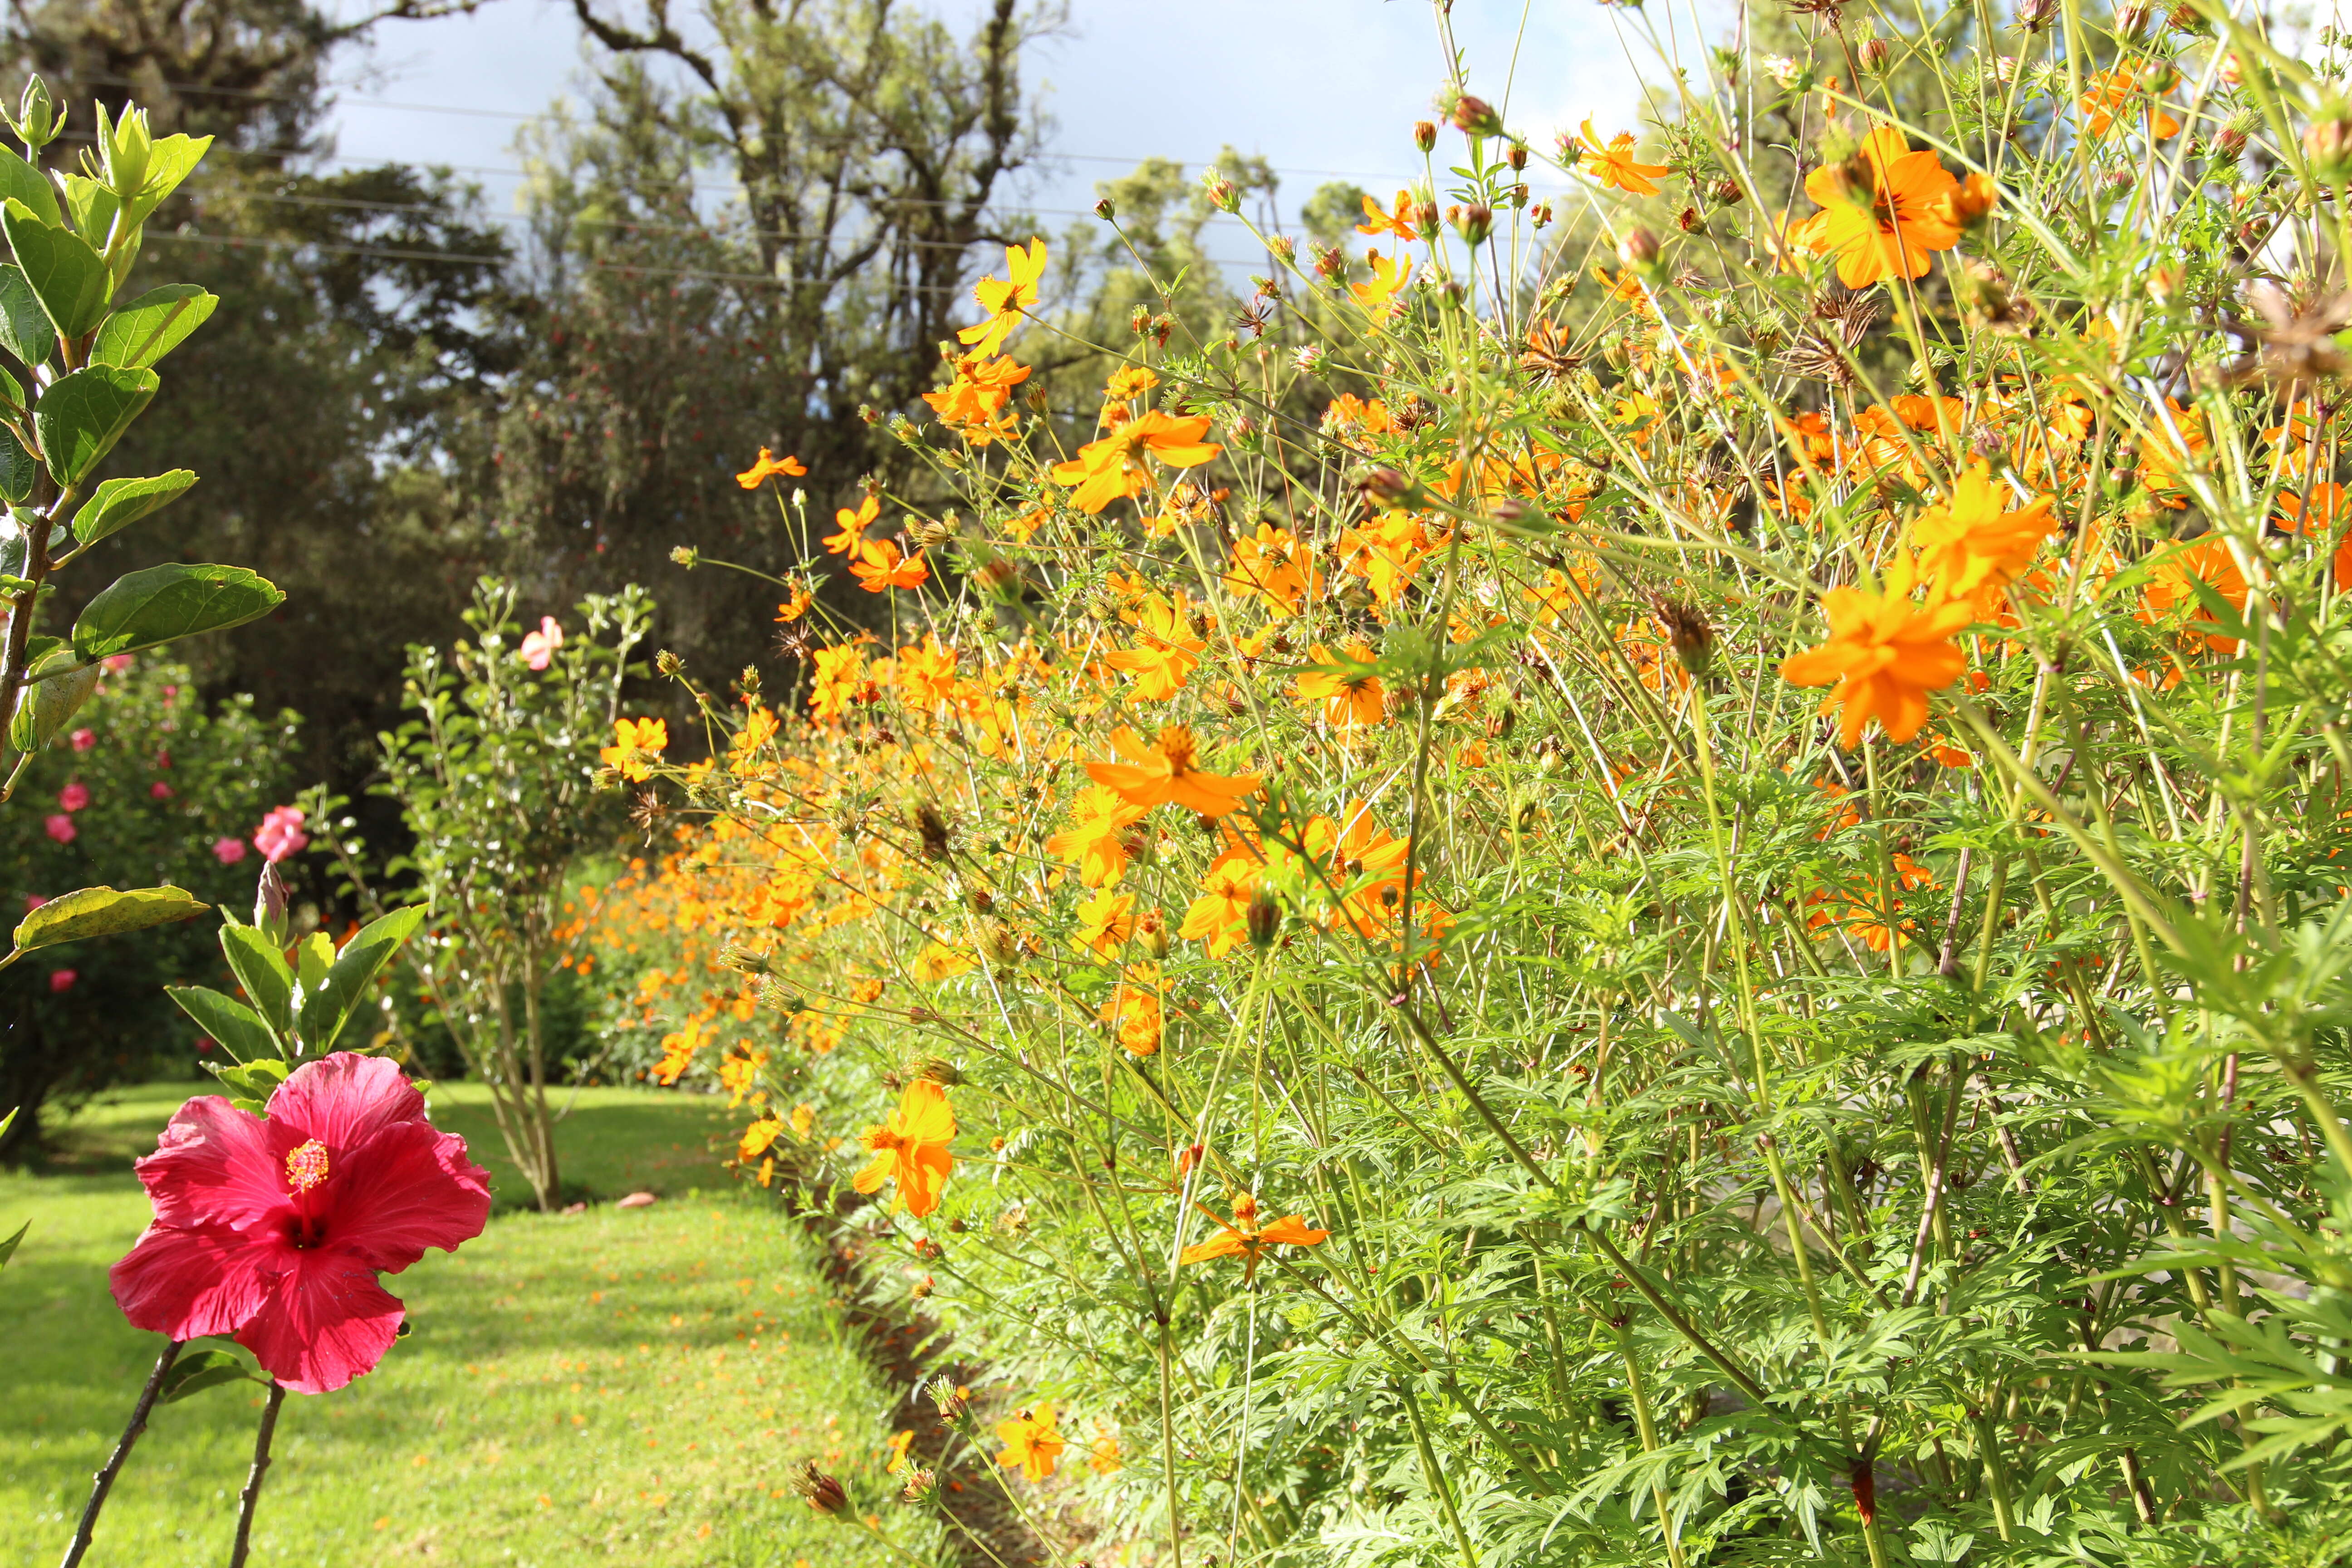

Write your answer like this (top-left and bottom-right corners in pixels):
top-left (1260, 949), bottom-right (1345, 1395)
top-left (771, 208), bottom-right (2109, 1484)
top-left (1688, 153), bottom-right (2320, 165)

top-left (917, 1058), bottom-right (963, 1086)
top-left (2014, 0), bottom-right (2057, 29)
top-left (1246, 889), bottom-right (1282, 951)
top-left (2305, 103), bottom-right (2352, 182)
top-left (1413, 119), bottom-right (1438, 152)
top-left (1507, 139), bottom-right (1529, 171)
top-left (656, 649), bottom-right (684, 676)
top-left (1094, 195), bottom-right (1116, 220)
top-left (1449, 94), bottom-right (1504, 139)
top-left (1617, 226), bottom-right (1661, 269)
top-left (1857, 37), bottom-right (1891, 72)
top-left (1361, 466), bottom-right (1421, 506)
top-left (669, 545), bottom-right (698, 567)
top-left (1414, 198), bottom-right (1441, 232)
top-left (1455, 203), bottom-right (1493, 245)
top-left (789, 1460), bottom-right (848, 1517)
top-left (1202, 168), bottom-right (1240, 212)
top-left (1652, 597), bottom-right (1715, 677)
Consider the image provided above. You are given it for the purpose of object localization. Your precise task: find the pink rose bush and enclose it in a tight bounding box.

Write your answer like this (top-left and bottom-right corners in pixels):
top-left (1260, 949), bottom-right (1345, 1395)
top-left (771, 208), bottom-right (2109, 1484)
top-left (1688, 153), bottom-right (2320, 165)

top-left (57, 781), bottom-right (88, 812)
top-left (110, 1054), bottom-right (490, 1394)
top-left (213, 836), bottom-right (249, 865)
top-left (44, 813), bottom-right (75, 844)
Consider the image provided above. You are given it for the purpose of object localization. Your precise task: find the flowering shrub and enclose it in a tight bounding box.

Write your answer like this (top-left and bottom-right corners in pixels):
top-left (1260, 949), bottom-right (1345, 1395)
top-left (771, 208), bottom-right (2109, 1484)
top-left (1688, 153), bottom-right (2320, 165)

top-left (0, 656), bottom-right (298, 1161)
top-left (619, 8), bottom-right (2352, 1566)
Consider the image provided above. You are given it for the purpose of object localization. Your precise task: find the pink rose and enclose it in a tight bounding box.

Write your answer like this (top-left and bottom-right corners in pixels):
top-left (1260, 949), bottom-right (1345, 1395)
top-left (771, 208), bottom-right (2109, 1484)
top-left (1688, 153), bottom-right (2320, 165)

top-left (213, 837), bottom-right (249, 865)
top-left (150, 781), bottom-right (173, 800)
top-left (57, 781), bottom-right (89, 813)
top-left (254, 805), bottom-right (308, 863)
top-left (520, 616), bottom-right (564, 671)
top-left (48, 969), bottom-right (75, 994)
top-left (100, 654), bottom-right (134, 673)
top-left (44, 814), bottom-right (75, 844)
top-left (69, 728), bottom-right (96, 752)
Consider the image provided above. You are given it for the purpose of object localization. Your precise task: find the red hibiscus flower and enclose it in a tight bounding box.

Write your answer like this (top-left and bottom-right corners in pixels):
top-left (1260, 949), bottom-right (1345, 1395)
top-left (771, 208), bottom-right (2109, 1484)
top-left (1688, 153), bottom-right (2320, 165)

top-left (109, 1054), bottom-right (491, 1394)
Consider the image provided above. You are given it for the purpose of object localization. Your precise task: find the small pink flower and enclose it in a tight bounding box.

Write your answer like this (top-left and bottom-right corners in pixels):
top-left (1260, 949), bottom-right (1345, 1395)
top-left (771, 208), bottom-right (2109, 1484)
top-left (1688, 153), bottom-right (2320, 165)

top-left (520, 616), bottom-right (564, 671)
top-left (162, 685), bottom-right (178, 702)
top-left (150, 781), bottom-right (173, 800)
top-left (49, 969), bottom-right (76, 994)
top-left (100, 654), bottom-right (133, 673)
top-left (154, 749), bottom-right (172, 770)
top-left (57, 781), bottom-right (89, 813)
top-left (213, 837), bottom-right (249, 865)
top-left (23, 894), bottom-right (46, 913)
top-left (69, 728), bottom-right (96, 752)
top-left (44, 814), bottom-right (75, 844)
top-left (254, 805), bottom-right (308, 863)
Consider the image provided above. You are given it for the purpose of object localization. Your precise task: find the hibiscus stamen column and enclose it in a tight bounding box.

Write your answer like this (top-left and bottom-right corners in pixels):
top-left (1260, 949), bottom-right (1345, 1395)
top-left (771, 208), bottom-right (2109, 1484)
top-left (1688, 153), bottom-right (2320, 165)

top-left (58, 1338), bottom-right (183, 1568)
top-left (227, 1382), bottom-right (287, 1568)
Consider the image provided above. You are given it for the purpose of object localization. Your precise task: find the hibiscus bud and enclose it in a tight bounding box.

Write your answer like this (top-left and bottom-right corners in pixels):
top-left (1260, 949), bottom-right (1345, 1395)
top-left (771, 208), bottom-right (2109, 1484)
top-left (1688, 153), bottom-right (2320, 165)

top-left (1857, 37), bottom-right (1891, 72)
top-left (1455, 203), bottom-right (1493, 245)
top-left (1449, 94), bottom-right (1503, 139)
top-left (789, 1460), bottom-right (848, 1517)
top-left (1094, 195), bottom-right (1116, 220)
top-left (254, 861), bottom-right (289, 946)
top-left (1617, 226), bottom-right (1661, 269)
top-left (1412, 119), bottom-right (1438, 152)
top-left (1245, 889), bottom-right (1282, 951)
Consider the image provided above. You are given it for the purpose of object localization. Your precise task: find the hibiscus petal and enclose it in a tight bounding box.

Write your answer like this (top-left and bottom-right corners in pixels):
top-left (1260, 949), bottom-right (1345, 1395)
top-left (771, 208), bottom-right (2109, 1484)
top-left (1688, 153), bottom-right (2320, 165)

top-left (135, 1095), bottom-right (294, 1233)
top-left (269, 1054), bottom-right (427, 1152)
top-left (109, 1221), bottom-right (279, 1340)
top-left (323, 1120), bottom-right (491, 1275)
top-left (236, 1249), bottom-right (407, 1394)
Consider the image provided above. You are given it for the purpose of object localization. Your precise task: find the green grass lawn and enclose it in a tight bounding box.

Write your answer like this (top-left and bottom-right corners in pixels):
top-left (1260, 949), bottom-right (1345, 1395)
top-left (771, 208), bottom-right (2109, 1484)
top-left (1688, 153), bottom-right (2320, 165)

top-left (1, 1081), bottom-right (938, 1567)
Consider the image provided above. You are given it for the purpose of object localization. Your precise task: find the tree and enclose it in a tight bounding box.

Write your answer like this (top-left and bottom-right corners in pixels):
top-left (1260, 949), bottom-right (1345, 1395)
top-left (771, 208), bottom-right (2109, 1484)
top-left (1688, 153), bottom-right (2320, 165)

top-left (471, 0), bottom-right (1059, 678)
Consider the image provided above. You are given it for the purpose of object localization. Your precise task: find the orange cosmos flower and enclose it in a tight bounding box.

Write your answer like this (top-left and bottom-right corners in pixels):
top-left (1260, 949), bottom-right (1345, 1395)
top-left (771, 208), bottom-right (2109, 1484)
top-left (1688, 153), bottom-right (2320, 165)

top-left (1098, 972), bottom-right (1163, 1055)
top-left (1102, 597), bottom-right (1206, 700)
top-left (1350, 249), bottom-right (1414, 319)
top-left (823, 494), bottom-right (879, 555)
top-left (995, 1402), bottom-right (1064, 1482)
top-left (600, 716), bottom-right (668, 781)
top-left (1180, 843), bottom-right (1262, 958)
top-left (2276, 483), bottom-right (2352, 589)
top-left (1180, 1193), bottom-right (1329, 1284)
top-left (1908, 462), bottom-right (2057, 605)
top-left (922, 354), bottom-right (1031, 445)
top-left (1781, 556), bottom-right (1975, 748)
top-left (1051, 409), bottom-right (1222, 515)
top-left (735, 448), bottom-right (806, 489)
top-left (1072, 889), bottom-right (1137, 959)
top-left (2137, 537), bottom-right (2249, 652)
top-left (774, 583), bottom-right (812, 622)
top-left (1085, 726), bottom-right (1260, 818)
top-left (1356, 189), bottom-right (1417, 240)
top-left (851, 1079), bottom-right (956, 1218)
top-left (1797, 127), bottom-right (1961, 288)
top-left (1044, 785), bottom-right (1150, 888)
top-left (1578, 118), bottom-right (1672, 196)
top-left (849, 538), bottom-right (930, 593)
top-left (956, 238), bottom-right (1047, 357)
top-left (1292, 641), bottom-right (1387, 727)
top-left (2078, 66), bottom-right (2181, 139)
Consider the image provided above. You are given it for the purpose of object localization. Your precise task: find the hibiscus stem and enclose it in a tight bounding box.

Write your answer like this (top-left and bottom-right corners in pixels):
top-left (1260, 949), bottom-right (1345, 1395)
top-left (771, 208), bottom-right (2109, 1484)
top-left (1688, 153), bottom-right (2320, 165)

top-left (59, 1338), bottom-right (181, 1568)
top-left (227, 1381), bottom-right (287, 1568)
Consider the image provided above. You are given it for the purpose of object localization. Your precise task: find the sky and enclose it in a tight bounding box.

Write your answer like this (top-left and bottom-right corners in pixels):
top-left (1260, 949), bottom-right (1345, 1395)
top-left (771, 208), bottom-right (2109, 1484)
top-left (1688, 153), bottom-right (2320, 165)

top-left (314, 0), bottom-right (1704, 262)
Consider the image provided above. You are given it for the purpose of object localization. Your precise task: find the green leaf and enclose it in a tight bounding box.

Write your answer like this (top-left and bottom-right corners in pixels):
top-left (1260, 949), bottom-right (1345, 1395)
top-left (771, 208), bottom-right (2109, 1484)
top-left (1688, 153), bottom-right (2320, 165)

top-left (0, 265), bottom-right (51, 369)
top-left (71, 470), bottom-right (197, 547)
top-left (55, 175), bottom-right (116, 245)
top-left (90, 286), bottom-right (216, 370)
top-left (70, 563), bottom-right (282, 661)
top-left (0, 1219), bottom-right (24, 1271)
top-left (122, 136), bottom-right (211, 229)
top-left (204, 1055), bottom-right (291, 1107)
top-left (0, 423), bottom-right (34, 504)
top-left (168, 985), bottom-right (280, 1063)
top-left (219, 923), bottom-right (295, 1039)
top-left (0, 147), bottom-right (60, 229)
top-left (296, 906), bottom-right (426, 1054)
top-left (34, 363), bottom-right (157, 486)
top-left (10, 884), bottom-right (208, 955)
top-left (8, 646), bottom-right (98, 751)
top-left (157, 1348), bottom-right (262, 1404)
top-left (2, 200), bottom-right (111, 341)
